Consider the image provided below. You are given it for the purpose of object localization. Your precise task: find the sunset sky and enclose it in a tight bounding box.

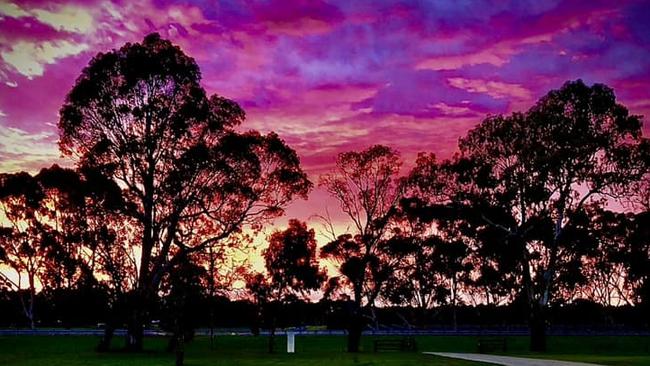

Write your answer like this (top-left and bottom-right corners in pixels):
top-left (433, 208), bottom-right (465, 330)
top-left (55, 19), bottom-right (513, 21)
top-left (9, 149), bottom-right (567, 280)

top-left (1, 0), bottom-right (649, 234)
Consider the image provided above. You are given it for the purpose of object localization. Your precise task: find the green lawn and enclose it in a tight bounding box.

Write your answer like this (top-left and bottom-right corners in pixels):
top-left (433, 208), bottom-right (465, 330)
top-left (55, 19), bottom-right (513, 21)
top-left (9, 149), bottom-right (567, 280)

top-left (0, 335), bottom-right (648, 366)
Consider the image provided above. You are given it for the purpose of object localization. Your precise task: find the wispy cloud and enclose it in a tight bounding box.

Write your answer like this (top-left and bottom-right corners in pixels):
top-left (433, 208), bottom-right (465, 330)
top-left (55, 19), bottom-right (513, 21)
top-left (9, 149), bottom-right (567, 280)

top-left (0, 0), bottom-right (648, 221)
top-left (0, 126), bottom-right (64, 173)
top-left (1, 40), bottom-right (88, 78)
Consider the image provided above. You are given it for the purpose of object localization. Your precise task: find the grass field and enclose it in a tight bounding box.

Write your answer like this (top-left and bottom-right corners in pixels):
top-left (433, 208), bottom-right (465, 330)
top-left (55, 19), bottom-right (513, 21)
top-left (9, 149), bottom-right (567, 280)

top-left (0, 335), bottom-right (648, 366)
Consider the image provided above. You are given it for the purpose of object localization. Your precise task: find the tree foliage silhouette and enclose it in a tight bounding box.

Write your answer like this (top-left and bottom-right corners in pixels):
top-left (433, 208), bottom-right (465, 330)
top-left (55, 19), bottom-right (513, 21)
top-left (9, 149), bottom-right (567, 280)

top-left (0, 171), bottom-right (49, 329)
top-left (250, 219), bottom-right (324, 353)
top-left (320, 145), bottom-right (404, 352)
top-left (443, 80), bottom-right (649, 351)
top-left (0, 165), bottom-right (124, 329)
top-left (384, 153), bottom-right (473, 328)
top-left (58, 33), bottom-right (311, 350)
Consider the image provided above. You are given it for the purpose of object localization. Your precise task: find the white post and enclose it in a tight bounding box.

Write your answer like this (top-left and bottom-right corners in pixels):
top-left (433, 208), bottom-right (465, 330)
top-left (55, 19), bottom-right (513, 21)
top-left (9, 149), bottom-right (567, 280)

top-left (287, 331), bottom-right (295, 353)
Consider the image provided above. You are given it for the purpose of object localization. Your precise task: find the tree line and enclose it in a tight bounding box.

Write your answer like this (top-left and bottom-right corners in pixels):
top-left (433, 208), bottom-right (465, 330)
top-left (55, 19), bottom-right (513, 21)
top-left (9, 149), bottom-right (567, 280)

top-left (0, 34), bottom-right (648, 360)
top-left (0, 289), bottom-right (645, 331)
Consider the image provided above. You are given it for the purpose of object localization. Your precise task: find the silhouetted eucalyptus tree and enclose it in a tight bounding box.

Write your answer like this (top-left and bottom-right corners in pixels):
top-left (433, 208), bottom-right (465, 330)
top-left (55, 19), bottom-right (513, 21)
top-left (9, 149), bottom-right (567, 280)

top-left (626, 174), bottom-right (650, 315)
top-left (259, 219), bottom-right (325, 353)
top-left (625, 212), bottom-right (650, 313)
top-left (0, 165), bottom-right (124, 330)
top-left (320, 145), bottom-right (404, 352)
top-left (446, 80), bottom-right (649, 351)
top-left (387, 153), bottom-right (472, 328)
top-left (587, 203), bottom-right (649, 310)
top-left (0, 172), bottom-right (48, 328)
top-left (570, 208), bottom-right (643, 306)
top-left (58, 33), bottom-right (311, 350)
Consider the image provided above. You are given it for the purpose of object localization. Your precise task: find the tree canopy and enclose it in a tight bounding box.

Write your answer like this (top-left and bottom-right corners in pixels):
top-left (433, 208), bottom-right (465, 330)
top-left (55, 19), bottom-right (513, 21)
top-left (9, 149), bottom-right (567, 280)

top-left (57, 33), bottom-right (311, 350)
top-left (319, 145), bottom-right (405, 352)
top-left (437, 80), bottom-right (649, 351)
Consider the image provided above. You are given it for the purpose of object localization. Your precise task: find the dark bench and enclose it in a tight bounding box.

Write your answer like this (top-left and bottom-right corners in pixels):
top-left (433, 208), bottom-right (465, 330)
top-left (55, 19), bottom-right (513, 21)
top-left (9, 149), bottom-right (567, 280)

top-left (477, 337), bottom-right (507, 353)
top-left (373, 337), bottom-right (417, 352)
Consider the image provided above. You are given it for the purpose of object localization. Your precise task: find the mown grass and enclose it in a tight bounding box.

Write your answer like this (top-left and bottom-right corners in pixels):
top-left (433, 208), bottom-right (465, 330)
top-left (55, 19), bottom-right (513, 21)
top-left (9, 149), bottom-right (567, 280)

top-left (0, 334), bottom-right (648, 366)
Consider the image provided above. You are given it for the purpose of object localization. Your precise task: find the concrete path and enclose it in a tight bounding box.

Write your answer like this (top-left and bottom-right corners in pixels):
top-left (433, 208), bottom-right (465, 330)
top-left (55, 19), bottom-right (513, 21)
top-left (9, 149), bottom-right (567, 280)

top-left (424, 352), bottom-right (605, 366)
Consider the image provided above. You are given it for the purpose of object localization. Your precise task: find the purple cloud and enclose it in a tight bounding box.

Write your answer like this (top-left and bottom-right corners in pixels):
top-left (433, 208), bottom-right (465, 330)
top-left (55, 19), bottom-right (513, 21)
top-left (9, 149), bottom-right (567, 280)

top-left (0, 0), bottom-right (648, 224)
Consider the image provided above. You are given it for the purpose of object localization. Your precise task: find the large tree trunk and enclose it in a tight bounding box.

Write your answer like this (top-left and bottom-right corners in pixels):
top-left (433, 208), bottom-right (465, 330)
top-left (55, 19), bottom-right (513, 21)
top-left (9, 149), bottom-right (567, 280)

top-left (451, 277), bottom-right (458, 331)
top-left (126, 295), bottom-right (145, 352)
top-left (127, 162), bottom-right (155, 352)
top-left (452, 305), bottom-right (458, 332)
top-left (347, 309), bottom-right (363, 353)
top-left (24, 298), bottom-right (35, 330)
top-left (22, 277), bottom-right (36, 329)
top-left (268, 325), bottom-right (276, 353)
top-left (175, 335), bottom-right (185, 366)
top-left (96, 323), bottom-right (115, 352)
top-left (520, 237), bottom-right (547, 353)
top-left (267, 302), bottom-right (277, 354)
top-left (346, 283), bottom-right (365, 353)
top-left (168, 330), bottom-right (184, 366)
top-left (265, 301), bottom-right (281, 353)
top-left (97, 301), bottom-right (122, 352)
top-left (126, 317), bottom-right (144, 351)
top-left (529, 305), bottom-right (547, 352)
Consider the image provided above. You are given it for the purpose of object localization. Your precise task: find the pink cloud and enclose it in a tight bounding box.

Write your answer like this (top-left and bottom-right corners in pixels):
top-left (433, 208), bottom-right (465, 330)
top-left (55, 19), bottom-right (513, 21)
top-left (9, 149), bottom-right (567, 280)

top-left (416, 33), bottom-right (554, 70)
top-left (0, 0), bottom-right (648, 230)
top-left (0, 16), bottom-right (66, 43)
top-left (447, 78), bottom-right (532, 100)
top-left (250, 0), bottom-right (344, 35)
